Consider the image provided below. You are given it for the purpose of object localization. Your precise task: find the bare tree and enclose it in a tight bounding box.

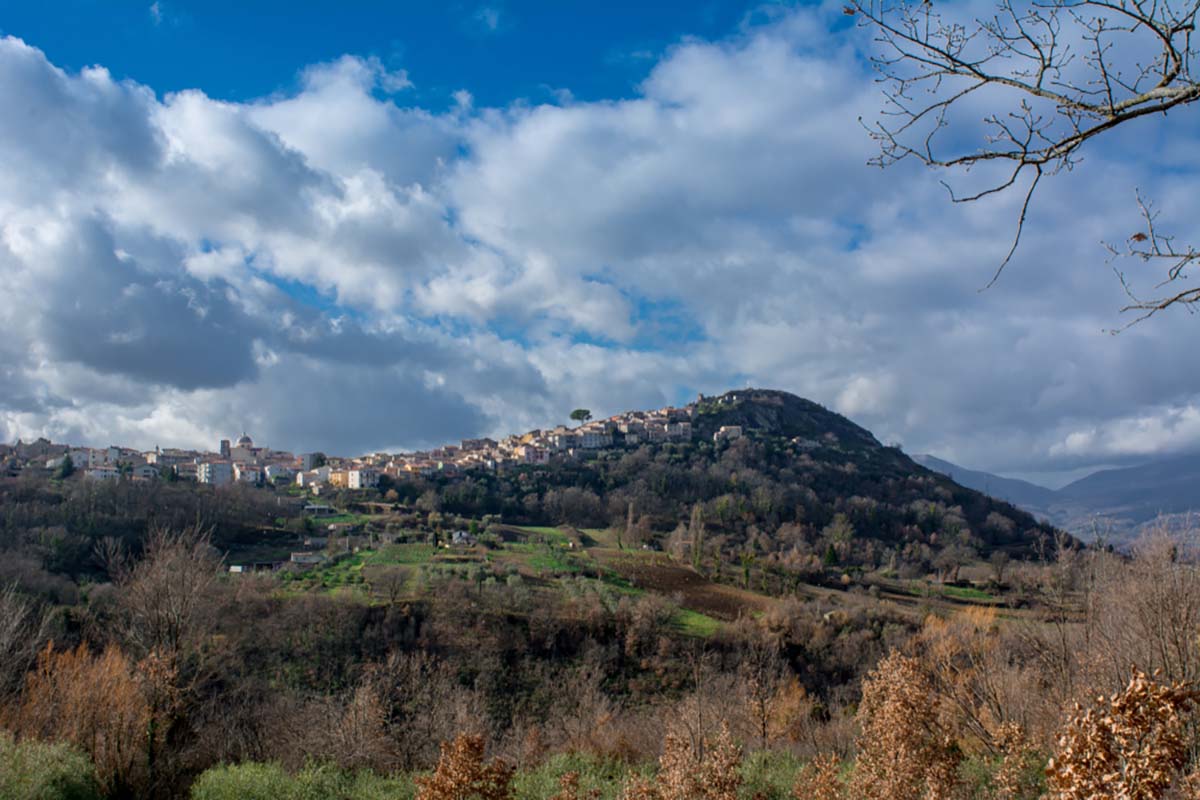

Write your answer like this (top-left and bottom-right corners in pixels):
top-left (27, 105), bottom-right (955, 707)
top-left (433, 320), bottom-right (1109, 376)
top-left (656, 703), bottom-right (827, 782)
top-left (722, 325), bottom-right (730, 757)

top-left (0, 582), bottom-right (51, 701)
top-left (111, 524), bottom-right (221, 666)
top-left (370, 566), bottom-right (409, 606)
top-left (852, 0), bottom-right (1200, 319)
top-left (736, 629), bottom-right (788, 748)
top-left (989, 550), bottom-right (1012, 583)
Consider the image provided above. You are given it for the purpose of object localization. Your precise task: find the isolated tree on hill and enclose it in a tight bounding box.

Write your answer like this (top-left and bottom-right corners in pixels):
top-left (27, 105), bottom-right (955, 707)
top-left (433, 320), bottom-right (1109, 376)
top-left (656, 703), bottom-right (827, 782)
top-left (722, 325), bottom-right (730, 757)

top-left (989, 550), bottom-right (1011, 584)
top-left (851, 0), bottom-right (1200, 323)
top-left (822, 513), bottom-right (856, 560)
top-left (570, 408), bottom-right (592, 424)
top-left (56, 453), bottom-right (74, 479)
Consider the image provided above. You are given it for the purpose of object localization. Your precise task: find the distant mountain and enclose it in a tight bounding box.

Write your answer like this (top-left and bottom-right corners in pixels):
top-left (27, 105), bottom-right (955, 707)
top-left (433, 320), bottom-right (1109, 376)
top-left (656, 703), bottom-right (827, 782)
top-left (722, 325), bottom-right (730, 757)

top-left (912, 455), bottom-right (1057, 509)
top-left (916, 452), bottom-right (1200, 544)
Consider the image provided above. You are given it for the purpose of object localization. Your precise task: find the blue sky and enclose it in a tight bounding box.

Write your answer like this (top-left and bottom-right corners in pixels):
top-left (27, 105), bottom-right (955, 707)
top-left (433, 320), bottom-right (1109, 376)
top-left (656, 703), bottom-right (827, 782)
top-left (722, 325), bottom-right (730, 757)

top-left (1, 1), bottom-right (1199, 483)
top-left (1, 1), bottom-right (761, 105)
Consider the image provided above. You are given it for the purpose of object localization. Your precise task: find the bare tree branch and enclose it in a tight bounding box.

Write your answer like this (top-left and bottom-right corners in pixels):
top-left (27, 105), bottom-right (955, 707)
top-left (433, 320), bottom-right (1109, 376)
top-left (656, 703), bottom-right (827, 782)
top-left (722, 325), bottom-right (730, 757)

top-left (853, 0), bottom-right (1200, 317)
top-left (1106, 191), bottom-right (1200, 327)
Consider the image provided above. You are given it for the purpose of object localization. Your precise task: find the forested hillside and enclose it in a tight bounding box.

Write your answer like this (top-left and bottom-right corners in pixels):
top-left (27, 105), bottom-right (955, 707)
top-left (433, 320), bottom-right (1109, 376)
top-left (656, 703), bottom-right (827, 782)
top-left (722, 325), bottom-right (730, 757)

top-left (422, 390), bottom-right (1062, 575)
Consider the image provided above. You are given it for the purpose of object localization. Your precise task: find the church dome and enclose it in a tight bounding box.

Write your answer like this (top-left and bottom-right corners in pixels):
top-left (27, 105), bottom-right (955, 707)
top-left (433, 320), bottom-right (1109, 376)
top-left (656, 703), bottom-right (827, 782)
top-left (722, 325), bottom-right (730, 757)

top-left (236, 433), bottom-right (253, 448)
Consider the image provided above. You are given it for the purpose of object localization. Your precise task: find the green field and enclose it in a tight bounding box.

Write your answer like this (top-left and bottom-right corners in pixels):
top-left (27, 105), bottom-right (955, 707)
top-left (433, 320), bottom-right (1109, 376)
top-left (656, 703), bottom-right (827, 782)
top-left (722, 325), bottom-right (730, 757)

top-left (362, 543), bottom-right (438, 566)
top-left (939, 584), bottom-right (997, 602)
top-left (673, 608), bottom-right (722, 637)
top-left (309, 512), bottom-right (373, 526)
top-left (267, 515), bottom-right (779, 637)
top-left (510, 525), bottom-right (571, 544)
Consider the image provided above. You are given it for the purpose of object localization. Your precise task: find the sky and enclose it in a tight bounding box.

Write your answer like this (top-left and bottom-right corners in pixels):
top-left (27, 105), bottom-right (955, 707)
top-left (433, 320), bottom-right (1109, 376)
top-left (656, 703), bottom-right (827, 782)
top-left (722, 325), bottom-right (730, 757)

top-left (1, 0), bottom-right (1198, 484)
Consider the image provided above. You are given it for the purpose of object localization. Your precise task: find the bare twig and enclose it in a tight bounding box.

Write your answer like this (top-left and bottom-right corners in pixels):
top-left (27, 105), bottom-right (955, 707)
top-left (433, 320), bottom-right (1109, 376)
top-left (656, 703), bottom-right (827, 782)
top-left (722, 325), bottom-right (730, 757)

top-left (854, 0), bottom-right (1200, 317)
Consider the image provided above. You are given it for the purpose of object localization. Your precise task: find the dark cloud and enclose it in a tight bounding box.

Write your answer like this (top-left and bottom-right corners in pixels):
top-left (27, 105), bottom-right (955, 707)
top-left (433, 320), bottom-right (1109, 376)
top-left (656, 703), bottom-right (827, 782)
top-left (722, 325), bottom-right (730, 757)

top-left (237, 357), bottom-right (493, 455)
top-left (32, 217), bottom-right (262, 390)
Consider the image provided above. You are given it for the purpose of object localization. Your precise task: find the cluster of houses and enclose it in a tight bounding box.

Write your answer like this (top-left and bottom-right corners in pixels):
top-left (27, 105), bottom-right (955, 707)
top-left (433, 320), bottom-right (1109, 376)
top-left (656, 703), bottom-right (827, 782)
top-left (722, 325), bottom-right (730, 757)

top-left (24, 431), bottom-right (305, 486)
top-left (3, 393), bottom-right (755, 493)
top-left (352, 403), bottom-right (702, 480)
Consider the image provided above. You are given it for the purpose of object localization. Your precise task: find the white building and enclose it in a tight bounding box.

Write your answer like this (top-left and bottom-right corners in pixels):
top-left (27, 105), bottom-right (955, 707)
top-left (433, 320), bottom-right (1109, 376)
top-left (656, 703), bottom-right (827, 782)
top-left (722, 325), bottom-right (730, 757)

top-left (714, 425), bottom-right (743, 443)
top-left (131, 464), bottom-right (159, 481)
top-left (264, 464), bottom-right (294, 482)
top-left (234, 463), bottom-right (261, 484)
top-left (84, 466), bottom-right (120, 480)
top-left (550, 432), bottom-right (578, 450)
top-left (515, 445), bottom-right (550, 464)
top-left (296, 465), bottom-right (331, 487)
top-left (347, 469), bottom-right (379, 489)
top-left (666, 421), bottom-right (692, 440)
top-left (579, 431), bottom-right (613, 449)
top-left (229, 432), bottom-right (257, 463)
top-left (47, 448), bottom-right (91, 470)
top-left (198, 461), bottom-right (233, 486)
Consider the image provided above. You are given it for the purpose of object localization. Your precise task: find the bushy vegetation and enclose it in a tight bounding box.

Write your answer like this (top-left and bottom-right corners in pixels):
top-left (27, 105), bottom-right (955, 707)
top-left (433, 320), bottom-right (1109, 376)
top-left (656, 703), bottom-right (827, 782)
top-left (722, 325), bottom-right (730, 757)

top-left (0, 731), bottom-right (100, 800)
top-left (189, 762), bottom-right (415, 800)
top-left (3, 508), bottom-right (1200, 798)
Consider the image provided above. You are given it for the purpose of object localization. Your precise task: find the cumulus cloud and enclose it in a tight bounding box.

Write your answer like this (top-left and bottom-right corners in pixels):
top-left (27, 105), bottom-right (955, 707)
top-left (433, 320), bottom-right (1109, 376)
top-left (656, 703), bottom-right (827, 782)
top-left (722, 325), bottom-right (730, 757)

top-left (1, 9), bottom-right (1199, 477)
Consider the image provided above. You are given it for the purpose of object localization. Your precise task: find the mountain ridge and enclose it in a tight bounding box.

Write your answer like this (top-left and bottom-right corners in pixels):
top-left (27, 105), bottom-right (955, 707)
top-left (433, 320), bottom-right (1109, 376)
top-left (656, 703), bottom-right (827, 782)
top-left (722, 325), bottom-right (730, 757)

top-left (916, 451), bottom-right (1200, 543)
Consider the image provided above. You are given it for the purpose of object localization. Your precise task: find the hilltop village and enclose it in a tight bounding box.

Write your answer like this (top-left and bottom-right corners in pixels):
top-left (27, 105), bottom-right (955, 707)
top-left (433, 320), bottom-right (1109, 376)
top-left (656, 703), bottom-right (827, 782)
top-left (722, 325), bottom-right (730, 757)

top-left (1, 396), bottom-right (751, 493)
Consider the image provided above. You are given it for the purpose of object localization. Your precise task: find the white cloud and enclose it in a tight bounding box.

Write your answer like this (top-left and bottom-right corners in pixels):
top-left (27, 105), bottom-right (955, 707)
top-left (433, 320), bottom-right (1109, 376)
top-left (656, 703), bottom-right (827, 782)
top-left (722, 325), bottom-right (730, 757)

top-left (1, 9), bottom-right (1200, 475)
top-left (1050, 405), bottom-right (1200, 460)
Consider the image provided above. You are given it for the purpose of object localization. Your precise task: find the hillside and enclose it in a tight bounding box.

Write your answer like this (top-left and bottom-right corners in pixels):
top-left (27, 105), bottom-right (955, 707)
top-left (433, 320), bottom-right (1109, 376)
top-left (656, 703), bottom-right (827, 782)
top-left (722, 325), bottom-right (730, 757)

top-left (418, 389), bottom-right (1064, 572)
top-left (917, 451), bottom-right (1200, 544)
top-left (913, 454), bottom-right (1058, 509)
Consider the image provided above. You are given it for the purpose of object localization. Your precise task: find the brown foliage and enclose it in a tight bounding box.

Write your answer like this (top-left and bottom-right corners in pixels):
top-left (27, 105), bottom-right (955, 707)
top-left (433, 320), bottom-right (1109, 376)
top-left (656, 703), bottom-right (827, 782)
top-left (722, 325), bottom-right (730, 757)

top-left (10, 643), bottom-right (161, 797)
top-left (849, 650), bottom-right (962, 800)
top-left (736, 628), bottom-right (788, 748)
top-left (917, 608), bottom-right (1033, 751)
top-left (367, 650), bottom-right (487, 770)
top-left (990, 722), bottom-right (1042, 800)
top-left (792, 752), bottom-right (845, 800)
top-left (416, 734), bottom-right (515, 800)
top-left (1087, 534), bottom-right (1200, 690)
top-left (1045, 668), bottom-right (1199, 800)
top-left (622, 723), bottom-right (742, 800)
top-left (550, 772), bottom-right (601, 800)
